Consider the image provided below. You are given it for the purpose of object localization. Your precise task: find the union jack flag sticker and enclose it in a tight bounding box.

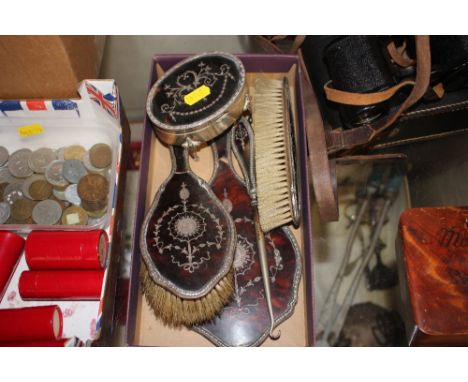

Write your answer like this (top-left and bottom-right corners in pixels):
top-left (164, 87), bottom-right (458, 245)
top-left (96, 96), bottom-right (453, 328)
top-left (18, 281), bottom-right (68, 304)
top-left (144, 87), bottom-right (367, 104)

top-left (86, 82), bottom-right (119, 119)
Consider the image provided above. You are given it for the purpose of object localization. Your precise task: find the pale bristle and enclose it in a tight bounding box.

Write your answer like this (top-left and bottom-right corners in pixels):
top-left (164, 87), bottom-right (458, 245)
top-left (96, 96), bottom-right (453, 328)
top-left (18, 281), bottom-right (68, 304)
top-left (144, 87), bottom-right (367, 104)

top-left (253, 78), bottom-right (293, 232)
top-left (140, 261), bottom-right (234, 327)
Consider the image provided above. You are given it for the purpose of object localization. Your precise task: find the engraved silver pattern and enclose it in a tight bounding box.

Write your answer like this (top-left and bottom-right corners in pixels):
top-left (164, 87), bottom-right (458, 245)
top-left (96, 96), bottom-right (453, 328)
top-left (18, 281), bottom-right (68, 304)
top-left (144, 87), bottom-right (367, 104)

top-left (152, 182), bottom-right (225, 273)
top-left (161, 61), bottom-right (234, 121)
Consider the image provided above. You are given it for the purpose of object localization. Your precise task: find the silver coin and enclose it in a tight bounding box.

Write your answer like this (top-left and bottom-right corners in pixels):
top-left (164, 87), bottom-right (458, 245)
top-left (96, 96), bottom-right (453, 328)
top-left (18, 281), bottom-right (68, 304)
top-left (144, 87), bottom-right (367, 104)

top-left (0, 202), bottom-right (11, 223)
top-left (56, 147), bottom-right (66, 161)
top-left (28, 148), bottom-right (57, 174)
top-left (63, 159), bottom-right (87, 184)
top-left (87, 215), bottom-right (106, 227)
top-left (64, 184), bottom-right (82, 205)
top-left (3, 182), bottom-right (24, 205)
top-left (0, 167), bottom-right (17, 184)
top-left (21, 174), bottom-right (46, 200)
top-left (83, 150), bottom-right (108, 175)
top-left (0, 146), bottom-right (8, 167)
top-left (8, 149), bottom-right (33, 178)
top-left (52, 187), bottom-right (68, 201)
top-left (45, 160), bottom-right (68, 187)
top-left (32, 199), bottom-right (62, 225)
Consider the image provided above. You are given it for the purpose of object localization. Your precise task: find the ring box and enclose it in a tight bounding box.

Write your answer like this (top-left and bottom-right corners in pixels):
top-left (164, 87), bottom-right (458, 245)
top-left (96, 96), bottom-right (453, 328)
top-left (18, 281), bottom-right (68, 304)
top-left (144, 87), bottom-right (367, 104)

top-left (126, 54), bottom-right (315, 346)
top-left (0, 80), bottom-right (130, 345)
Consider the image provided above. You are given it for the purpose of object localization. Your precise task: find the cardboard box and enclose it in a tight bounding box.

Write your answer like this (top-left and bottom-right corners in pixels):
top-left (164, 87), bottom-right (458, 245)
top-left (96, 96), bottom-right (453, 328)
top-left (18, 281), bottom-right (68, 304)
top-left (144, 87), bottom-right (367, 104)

top-left (126, 54), bottom-right (315, 346)
top-left (0, 79), bottom-right (130, 345)
top-left (0, 36), bottom-right (106, 99)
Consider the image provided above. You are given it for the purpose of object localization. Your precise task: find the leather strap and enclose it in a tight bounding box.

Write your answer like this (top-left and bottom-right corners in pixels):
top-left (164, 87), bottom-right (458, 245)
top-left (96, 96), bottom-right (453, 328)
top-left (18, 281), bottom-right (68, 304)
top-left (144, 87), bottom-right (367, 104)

top-left (324, 79), bottom-right (415, 106)
top-left (298, 50), bottom-right (339, 221)
top-left (326, 35), bottom-right (431, 154)
top-left (387, 40), bottom-right (415, 67)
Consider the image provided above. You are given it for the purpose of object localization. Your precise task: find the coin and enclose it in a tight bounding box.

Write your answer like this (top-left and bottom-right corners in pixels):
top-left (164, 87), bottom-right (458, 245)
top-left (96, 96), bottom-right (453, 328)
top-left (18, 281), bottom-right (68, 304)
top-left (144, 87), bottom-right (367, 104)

top-left (0, 183), bottom-right (7, 201)
top-left (81, 198), bottom-right (107, 212)
top-left (77, 174), bottom-right (108, 202)
top-left (21, 174), bottom-right (44, 199)
top-left (11, 198), bottom-right (35, 222)
top-left (29, 179), bottom-right (53, 200)
top-left (61, 206), bottom-right (88, 225)
top-left (8, 149), bottom-right (33, 178)
top-left (0, 167), bottom-right (17, 184)
top-left (63, 159), bottom-right (87, 184)
top-left (0, 146), bottom-right (8, 167)
top-left (52, 187), bottom-right (67, 201)
top-left (64, 145), bottom-right (86, 161)
top-left (45, 160), bottom-right (69, 187)
top-left (89, 143), bottom-right (112, 169)
top-left (64, 184), bottom-right (82, 205)
top-left (83, 150), bottom-right (107, 175)
top-left (32, 199), bottom-right (62, 225)
top-left (87, 215), bottom-right (106, 226)
top-left (0, 202), bottom-right (11, 223)
top-left (85, 206), bottom-right (107, 219)
top-left (3, 182), bottom-right (24, 205)
top-left (56, 147), bottom-right (66, 160)
top-left (49, 194), bottom-right (70, 210)
top-left (28, 148), bottom-right (56, 174)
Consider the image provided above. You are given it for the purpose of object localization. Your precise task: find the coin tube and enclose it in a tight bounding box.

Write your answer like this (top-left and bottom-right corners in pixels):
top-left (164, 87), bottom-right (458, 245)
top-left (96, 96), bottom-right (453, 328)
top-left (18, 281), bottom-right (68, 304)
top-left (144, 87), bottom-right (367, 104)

top-left (0, 337), bottom-right (81, 347)
top-left (0, 305), bottom-right (63, 342)
top-left (0, 231), bottom-right (25, 301)
top-left (19, 270), bottom-right (104, 300)
top-left (25, 230), bottom-right (108, 269)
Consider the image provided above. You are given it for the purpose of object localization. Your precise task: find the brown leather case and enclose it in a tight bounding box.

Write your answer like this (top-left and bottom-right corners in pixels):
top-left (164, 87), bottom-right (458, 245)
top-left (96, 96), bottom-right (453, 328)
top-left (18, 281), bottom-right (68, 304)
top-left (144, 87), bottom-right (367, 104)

top-left (397, 206), bottom-right (468, 346)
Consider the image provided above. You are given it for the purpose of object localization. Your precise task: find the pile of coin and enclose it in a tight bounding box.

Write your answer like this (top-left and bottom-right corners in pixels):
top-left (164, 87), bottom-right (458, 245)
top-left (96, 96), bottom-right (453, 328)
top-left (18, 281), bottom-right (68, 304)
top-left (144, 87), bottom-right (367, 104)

top-left (0, 143), bottom-right (113, 226)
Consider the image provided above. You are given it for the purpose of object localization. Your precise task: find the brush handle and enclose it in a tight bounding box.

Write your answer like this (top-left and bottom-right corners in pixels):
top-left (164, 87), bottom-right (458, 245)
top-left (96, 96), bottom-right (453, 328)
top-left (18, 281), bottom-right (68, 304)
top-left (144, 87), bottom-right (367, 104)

top-left (171, 145), bottom-right (190, 173)
top-left (231, 117), bottom-right (256, 201)
top-left (232, 118), bottom-right (280, 340)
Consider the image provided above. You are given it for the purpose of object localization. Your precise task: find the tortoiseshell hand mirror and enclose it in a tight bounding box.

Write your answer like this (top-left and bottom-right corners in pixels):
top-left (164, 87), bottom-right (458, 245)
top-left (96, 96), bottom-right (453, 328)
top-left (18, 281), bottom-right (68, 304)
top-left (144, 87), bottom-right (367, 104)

top-left (194, 118), bottom-right (302, 346)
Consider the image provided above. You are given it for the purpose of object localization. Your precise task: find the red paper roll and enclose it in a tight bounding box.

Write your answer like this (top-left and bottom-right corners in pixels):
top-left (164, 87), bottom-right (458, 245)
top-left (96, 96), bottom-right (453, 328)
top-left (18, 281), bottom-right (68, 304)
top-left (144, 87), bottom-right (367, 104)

top-left (19, 270), bottom-right (104, 300)
top-left (25, 230), bottom-right (108, 270)
top-left (0, 337), bottom-right (80, 347)
top-left (0, 231), bottom-right (25, 301)
top-left (0, 305), bottom-right (63, 342)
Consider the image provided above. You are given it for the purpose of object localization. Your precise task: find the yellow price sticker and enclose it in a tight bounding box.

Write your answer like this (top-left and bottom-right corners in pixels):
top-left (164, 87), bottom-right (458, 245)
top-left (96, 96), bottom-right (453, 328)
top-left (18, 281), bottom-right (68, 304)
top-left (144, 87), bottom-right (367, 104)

top-left (17, 123), bottom-right (44, 137)
top-left (184, 85), bottom-right (211, 106)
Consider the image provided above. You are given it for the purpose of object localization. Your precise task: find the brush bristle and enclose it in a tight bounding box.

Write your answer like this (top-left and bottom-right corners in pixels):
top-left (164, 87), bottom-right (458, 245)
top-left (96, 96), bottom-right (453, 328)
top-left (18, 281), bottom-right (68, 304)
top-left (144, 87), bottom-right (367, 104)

top-left (140, 261), bottom-right (234, 327)
top-left (253, 77), bottom-right (293, 232)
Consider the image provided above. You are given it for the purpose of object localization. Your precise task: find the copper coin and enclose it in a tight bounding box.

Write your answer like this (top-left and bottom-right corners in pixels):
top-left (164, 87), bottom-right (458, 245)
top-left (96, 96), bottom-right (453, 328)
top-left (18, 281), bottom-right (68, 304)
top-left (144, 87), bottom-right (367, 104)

top-left (77, 174), bottom-right (108, 202)
top-left (61, 205), bottom-right (88, 225)
top-left (64, 145), bottom-right (86, 161)
top-left (81, 198), bottom-right (107, 212)
top-left (11, 198), bottom-right (35, 222)
top-left (29, 179), bottom-right (53, 200)
top-left (89, 143), bottom-right (112, 169)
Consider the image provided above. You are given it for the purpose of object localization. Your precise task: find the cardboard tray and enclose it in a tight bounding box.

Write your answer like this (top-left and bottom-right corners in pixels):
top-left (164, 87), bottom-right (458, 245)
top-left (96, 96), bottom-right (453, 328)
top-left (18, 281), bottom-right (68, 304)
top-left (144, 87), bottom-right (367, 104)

top-left (126, 54), bottom-right (315, 346)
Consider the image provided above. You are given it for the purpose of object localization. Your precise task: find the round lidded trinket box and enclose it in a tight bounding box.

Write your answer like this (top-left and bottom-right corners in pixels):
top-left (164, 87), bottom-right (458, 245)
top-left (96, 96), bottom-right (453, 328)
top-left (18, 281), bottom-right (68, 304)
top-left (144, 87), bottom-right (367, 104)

top-left (146, 52), bottom-right (246, 149)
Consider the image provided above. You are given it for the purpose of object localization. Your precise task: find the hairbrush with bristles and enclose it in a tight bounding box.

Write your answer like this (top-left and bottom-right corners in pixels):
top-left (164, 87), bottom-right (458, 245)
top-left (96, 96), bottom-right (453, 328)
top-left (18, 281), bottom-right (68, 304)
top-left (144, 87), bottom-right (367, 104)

top-left (253, 77), bottom-right (301, 233)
